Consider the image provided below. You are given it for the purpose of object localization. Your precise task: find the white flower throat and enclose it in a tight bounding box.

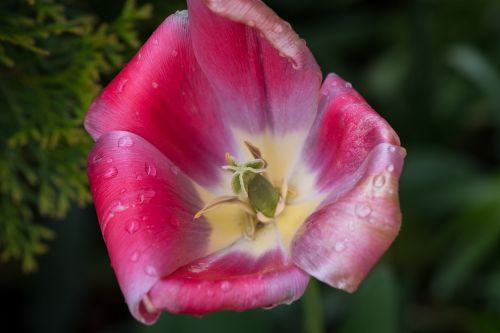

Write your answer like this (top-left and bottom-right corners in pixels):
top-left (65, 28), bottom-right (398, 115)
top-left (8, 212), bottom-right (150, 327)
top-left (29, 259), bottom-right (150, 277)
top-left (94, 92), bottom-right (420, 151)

top-left (194, 141), bottom-right (294, 239)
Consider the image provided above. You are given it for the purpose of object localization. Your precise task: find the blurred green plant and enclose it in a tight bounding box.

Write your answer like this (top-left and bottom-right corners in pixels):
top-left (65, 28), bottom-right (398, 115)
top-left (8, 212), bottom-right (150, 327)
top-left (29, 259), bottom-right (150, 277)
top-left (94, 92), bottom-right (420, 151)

top-left (0, 0), bottom-right (151, 271)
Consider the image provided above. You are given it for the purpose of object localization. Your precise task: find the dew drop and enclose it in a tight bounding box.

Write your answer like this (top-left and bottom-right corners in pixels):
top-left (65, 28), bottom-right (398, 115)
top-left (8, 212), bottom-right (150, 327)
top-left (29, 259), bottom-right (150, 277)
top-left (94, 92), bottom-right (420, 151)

top-left (151, 81), bottom-right (159, 89)
top-left (208, 0), bottom-right (226, 13)
top-left (373, 174), bottom-right (386, 188)
top-left (145, 265), bottom-right (157, 277)
top-left (170, 217), bottom-right (181, 228)
top-left (103, 167), bottom-right (118, 179)
top-left (130, 251), bottom-right (140, 262)
top-left (355, 203), bottom-right (372, 218)
top-left (220, 281), bottom-right (231, 291)
top-left (387, 164), bottom-right (395, 172)
top-left (118, 136), bottom-right (133, 147)
top-left (145, 163), bottom-right (157, 177)
top-left (141, 216), bottom-right (148, 221)
top-left (152, 38), bottom-right (159, 46)
top-left (247, 19), bottom-right (255, 27)
top-left (120, 188), bottom-right (126, 194)
top-left (348, 220), bottom-right (355, 232)
top-left (126, 219), bottom-right (140, 234)
top-left (291, 60), bottom-right (301, 70)
top-left (116, 78), bottom-right (128, 94)
top-left (335, 242), bottom-right (346, 253)
top-left (170, 165), bottom-right (179, 175)
top-left (171, 49), bottom-right (178, 56)
top-left (92, 153), bottom-right (103, 164)
top-left (345, 82), bottom-right (352, 88)
top-left (335, 279), bottom-right (348, 290)
top-left (388, 146), bottom-right (396, 153)
top-left (136, 174), bottom-right (143, 181)
top-left (273, 24), bottom-right (283, 33)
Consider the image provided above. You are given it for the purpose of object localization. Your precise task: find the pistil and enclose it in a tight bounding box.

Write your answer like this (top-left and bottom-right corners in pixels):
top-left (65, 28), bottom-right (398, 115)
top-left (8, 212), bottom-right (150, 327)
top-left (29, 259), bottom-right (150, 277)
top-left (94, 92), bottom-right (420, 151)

top-left (194, 141), bottom-right (289, 239)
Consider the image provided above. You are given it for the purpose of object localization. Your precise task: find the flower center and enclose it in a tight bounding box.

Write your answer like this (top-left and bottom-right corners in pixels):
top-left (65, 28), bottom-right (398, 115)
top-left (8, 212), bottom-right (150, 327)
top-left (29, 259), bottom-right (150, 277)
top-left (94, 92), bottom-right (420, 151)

top-left (194, 141), bottom-right (291, 239)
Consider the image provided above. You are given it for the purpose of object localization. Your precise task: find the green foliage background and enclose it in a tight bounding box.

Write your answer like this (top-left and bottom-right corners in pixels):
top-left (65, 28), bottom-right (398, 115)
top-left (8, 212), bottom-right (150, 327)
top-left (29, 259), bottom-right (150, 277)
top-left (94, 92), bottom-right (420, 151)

top-left (1, 0), bottom-right (499, 332)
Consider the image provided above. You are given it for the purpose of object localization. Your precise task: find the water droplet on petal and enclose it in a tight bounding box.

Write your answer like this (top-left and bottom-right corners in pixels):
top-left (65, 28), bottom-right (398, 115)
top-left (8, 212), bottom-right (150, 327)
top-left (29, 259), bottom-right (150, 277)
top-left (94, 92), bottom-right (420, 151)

top-left (220, 281), bottom-right (231, 291)
top-left (104, 167), bottom-right (117, 179)
top-left (208, 0), bottom-right (226, 13)
top-left (170, 217), bottom-right (181, 228)
top-left (145, 163), bottom-right (157, 177)
top-left (145, 265), bottom-right (157, 277)
top-left (388, 146), bottom-right (396, 153)
top-left (118, 136), bottom-right (133, 147)
top-left (116, 78), bottom-right (128, 94)
top-left (170, 165), bottom-right (179, 175)
top-left (92, 153), bottom-right (103, 164)
top-left (335, 279), bottom-right (348, 290)
top-left (291, 61), bottom-right (301, 70)
top-left (151, 81), bottom-right (159, 89)
top-left (152, 38), bottom-right (159, 46)
top-left (345, 82), bottom-right (352, 88)
top-left (126, 219), bottom-right (140, 234)
top-left (355, 203), bottom-right (372, 218)
top-left (120, 188), bottom-right (126, 194)
top-left (247, 19), bottom-right (255, 27)
top-left (273, 24), bottom-right (283, 33)
top-left (335, 242), bottom-right (346, 252)
top-left (373, 174), bottom-right (386, 188)
top-left (141, 216), bottom-right (148, 221)
top-left (130, 251), bottom-right (140, 262)
top-left (136, 174), bottom-right (143, 181)
top-left (387, 164), bottom-right (395, 172)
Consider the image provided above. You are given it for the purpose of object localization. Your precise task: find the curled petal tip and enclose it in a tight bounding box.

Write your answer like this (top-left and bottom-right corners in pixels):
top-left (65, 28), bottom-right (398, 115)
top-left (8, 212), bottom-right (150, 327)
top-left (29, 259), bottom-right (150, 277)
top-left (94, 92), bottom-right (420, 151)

top-left (201, 0), bottom-right (311, 69)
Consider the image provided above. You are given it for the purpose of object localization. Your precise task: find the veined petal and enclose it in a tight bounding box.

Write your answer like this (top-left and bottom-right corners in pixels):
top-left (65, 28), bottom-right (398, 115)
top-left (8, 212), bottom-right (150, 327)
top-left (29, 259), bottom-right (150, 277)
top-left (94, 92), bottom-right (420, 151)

top-left (88, 131), bottom-right (213, 324)
top-left (84, 11), bottom-right (234, 189)
top-left (291, 142), bottom-right (405, 292)
top-left (187, 0), bottom-right (322, 135)
top-left (147, 225), bottom-right (309, 315)
top-left (289, 73), bottom-right (401, 200)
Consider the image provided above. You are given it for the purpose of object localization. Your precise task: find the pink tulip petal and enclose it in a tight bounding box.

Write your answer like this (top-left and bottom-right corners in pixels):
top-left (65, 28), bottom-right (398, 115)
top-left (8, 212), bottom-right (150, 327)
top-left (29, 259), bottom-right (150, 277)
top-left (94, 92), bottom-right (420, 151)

top-left (84, 11), bottom-right (233, 189)
top-left (147, 226), bottom-right (309, 315)
top-left (291, 73), bottom-right (401, 197)
top-left (292, 142), bottom-right (405, 292)
top-left (88, 130), bottom-right (213, 324)
top-left (187, 0), bottom-right (322, 134)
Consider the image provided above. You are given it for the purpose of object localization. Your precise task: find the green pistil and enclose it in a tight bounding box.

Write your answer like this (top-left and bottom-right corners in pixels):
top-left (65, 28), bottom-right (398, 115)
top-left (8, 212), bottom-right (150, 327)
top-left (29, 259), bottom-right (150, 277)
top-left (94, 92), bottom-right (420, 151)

top-left (194, 143), bottom-right (286, 239)
top-left (222, 156), bottom-right (280, 218)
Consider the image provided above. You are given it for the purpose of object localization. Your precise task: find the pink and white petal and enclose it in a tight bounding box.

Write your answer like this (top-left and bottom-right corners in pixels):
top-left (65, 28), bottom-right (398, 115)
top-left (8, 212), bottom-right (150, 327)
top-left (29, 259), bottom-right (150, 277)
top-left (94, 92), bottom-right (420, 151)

top-left (187, 0), bottom-right (322, 134)
top-left (147, 225), bottom-right (309, 315)
top-left (88, 131), bottom-right (212, 324)
top-left (289, 73), bottom-right (401, 198)
top-left (291, 142), bottom-right (405, 292)
top-left (85, 11), bottom-right (233, 189)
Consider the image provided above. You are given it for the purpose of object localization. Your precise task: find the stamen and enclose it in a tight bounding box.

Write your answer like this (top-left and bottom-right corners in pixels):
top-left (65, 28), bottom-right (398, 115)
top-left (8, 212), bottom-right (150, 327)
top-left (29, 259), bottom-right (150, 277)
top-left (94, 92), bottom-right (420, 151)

top-left (256, 211), bottom-right (274, 223)
top-left (141, 295), bottom-right (158, 314)
top-left (244, 140), bottom-right (264, 162)
top-left (198, 142), bottom-right (293, 239)
top-left (194, 196), bottom-right (254, 219)
top-left (243, 214), bottom-right (256, 239)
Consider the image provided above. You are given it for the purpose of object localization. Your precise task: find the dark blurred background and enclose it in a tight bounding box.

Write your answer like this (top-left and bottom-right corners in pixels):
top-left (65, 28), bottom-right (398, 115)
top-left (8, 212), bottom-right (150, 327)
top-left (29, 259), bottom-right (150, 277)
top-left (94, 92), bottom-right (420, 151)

top-left (1, 0), bottom-right (500, 332)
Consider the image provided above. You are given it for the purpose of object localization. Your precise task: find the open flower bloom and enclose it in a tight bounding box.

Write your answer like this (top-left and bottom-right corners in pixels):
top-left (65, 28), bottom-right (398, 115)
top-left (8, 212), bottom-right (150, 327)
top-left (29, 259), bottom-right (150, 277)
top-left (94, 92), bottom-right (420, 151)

top-left (85, 0), bottom-right (406, 325)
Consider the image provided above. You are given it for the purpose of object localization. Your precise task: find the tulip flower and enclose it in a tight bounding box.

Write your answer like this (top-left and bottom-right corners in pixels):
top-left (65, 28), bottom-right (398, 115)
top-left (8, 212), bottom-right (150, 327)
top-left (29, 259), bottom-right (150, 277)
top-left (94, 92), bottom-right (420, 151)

top-left (85, 0), bottom-right (406, 324)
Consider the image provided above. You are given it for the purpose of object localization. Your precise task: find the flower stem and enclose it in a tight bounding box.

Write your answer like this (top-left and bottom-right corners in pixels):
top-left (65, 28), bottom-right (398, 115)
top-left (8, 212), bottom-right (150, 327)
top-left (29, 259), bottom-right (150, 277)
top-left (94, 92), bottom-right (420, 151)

top-left (302, 279), bottom-right (324, 333)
